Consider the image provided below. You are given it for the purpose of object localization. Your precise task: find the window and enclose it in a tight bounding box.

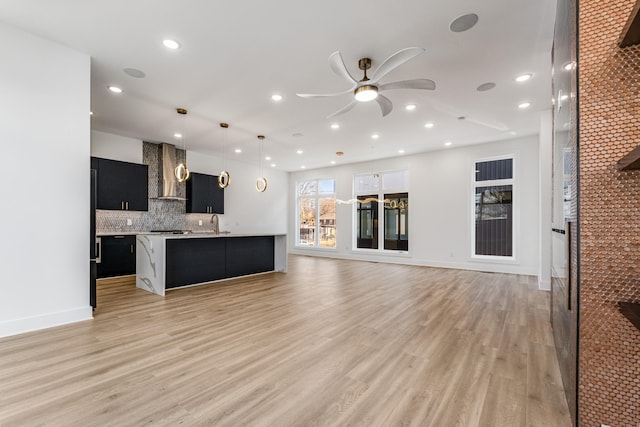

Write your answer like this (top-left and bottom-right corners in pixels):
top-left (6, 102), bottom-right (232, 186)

top-left (297, 179), bottom-right (336, 248)
top-left (384, 193), bottom-right (408, 250)
top-left (356, 195), bottom-right (378, 249)
top-left (354, 171), bottom-right (409, 252)
top-left (473, 157), bottom-right (514, 257)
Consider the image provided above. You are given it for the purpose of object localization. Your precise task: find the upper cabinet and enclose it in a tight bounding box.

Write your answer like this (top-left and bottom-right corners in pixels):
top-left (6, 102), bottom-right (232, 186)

top-left (91, 157), bottom-right (148, 211)
top-left (186, 172), bottom-right (224, 214)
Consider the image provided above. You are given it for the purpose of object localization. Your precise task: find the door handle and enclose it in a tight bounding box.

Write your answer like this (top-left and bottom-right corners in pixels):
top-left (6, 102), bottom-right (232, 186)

top-left (130, 244), bottom-right (134, 254)
top-left (121, 201), bottom-right (124, 210)
top-left (95, 237), bottom-right (101, 264)
top-left (125, 201), bottom-right (129, 210)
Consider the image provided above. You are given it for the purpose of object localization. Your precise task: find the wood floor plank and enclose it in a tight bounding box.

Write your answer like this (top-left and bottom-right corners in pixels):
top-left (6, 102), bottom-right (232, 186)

top-left (0, 255), bottom-right (571, 426)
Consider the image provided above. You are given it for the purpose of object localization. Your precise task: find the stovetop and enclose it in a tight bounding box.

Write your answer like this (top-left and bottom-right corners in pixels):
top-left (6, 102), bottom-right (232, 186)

top-left (149, 229), bottom-right (192, 234)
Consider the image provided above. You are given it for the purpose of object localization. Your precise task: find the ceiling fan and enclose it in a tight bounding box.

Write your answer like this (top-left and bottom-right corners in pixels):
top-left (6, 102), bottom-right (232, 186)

top-left (297, 47), bottom-right (436, 118)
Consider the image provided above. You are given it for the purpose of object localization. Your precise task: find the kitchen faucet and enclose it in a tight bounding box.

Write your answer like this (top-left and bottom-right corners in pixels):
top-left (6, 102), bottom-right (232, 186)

top-left (210, 214), bottom-right (219, 234)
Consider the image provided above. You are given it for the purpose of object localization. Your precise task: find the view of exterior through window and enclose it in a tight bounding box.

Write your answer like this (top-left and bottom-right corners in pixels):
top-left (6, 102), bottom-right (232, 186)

top-left (474, 157), bottom-right (514, 257)
top-left (354, 171), bottom-right (409, 251)
top-left (356, 195), bottom-right (378, 249)
top-left (384, 193), bottom-right (408, 250)
top-left (297, 179), bottom-right (336, 248)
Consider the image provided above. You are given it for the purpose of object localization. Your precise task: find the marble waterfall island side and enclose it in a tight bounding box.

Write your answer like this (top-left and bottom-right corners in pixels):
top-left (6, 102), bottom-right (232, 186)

top-left (136, 233), bottom-right (287, 296)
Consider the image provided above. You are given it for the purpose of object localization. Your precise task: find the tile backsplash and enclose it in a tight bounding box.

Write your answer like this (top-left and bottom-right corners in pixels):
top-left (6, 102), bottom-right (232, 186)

top-left (96, 141), bottom-right (220, 234)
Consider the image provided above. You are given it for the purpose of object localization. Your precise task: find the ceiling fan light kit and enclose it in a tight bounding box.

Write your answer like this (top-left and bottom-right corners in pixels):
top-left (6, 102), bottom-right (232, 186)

top-left (297, 47), bottom-right (435, 118)
top-left (354, 85), bottom-right (378, 102)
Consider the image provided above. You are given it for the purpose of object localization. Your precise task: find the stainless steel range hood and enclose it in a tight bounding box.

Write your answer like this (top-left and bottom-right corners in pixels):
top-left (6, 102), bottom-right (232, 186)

top-left (158, 143), bottom-right (186, 200)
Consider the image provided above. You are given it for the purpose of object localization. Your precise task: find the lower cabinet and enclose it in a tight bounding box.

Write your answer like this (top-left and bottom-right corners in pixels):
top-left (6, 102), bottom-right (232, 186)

top-left (165, 236), bottom-right (275, 289)
top-left (166, 238), bottom-right (227, 289)
top-left (97, 235), bottom-right (136, 278)
top-left (226, 236), bottom-right (275, 277)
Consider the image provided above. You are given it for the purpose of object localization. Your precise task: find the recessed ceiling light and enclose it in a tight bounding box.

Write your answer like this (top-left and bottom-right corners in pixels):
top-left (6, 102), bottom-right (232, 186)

top-left (296, 150), bottom-right (303, 154)
top-left (444, 141), bottom-right (453, 146)
top-left (330, 123), bottom-right (340, 129)
top-left (405, 104), bottom-right (416, 111)
top-left (271, 163), bottom-right (277, 167)
top-left (398, 149), bottom-right (405, 154)
top-left (450, 13), bottom-right (479, 32)
top-left (509, 131), bottom-right (517, 135)
top-left (371, 134), bottom-right (379, 139)
top-left (174, 133), bottom-right (182, 138)
top-left (425, 122), bottom-right (435, 129)
top-left (518, 102), bottom-right (531, 109)
top-left (271, 94), bottom-right (283, 101)
top-left (476, 82), bottom-right (496, 92)
top-left (108, 85), bottom-right (122, 93)
top-left (515, 73), bottom-right (533, 82)
top-left (265, 156), bottom-right (271, 160)
top-left (235, 148), bottom-right (242, 153)
top-left (162, 39), bottom-right (180, 49)
top-left (330, 160), bottom-right (336, 165)
top-left (300, 165), bottom-right (306, 169)
top-left (123, 68), bottom-right (146, 78)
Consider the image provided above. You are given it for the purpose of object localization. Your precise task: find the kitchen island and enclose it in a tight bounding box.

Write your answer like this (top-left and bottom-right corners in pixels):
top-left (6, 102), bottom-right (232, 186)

top-left (136, 232), bottom-right (287, 295)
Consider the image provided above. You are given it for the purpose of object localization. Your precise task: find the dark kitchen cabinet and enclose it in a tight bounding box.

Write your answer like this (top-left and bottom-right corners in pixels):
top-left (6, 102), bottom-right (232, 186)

top-left (165, 238), bottom-right (226, 288)
top-left (91, 157), bottom-right (148, 211)
top-left (226, 236), bottom-right (274, 277)
top-left (97, 235), bottom-right (136, 278)
top-left (186, 172), bottom-right (224, 214)
top-left (163, 236), bottom-right (274, 289)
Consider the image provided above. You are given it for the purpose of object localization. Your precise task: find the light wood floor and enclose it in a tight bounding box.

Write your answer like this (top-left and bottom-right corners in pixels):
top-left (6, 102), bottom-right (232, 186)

top-left (0, 255), bottom-right (571, 426)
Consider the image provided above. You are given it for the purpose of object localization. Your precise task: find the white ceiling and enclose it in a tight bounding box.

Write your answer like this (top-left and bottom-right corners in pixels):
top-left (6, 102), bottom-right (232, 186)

top-left (0, 0), bottom-right (557, 171)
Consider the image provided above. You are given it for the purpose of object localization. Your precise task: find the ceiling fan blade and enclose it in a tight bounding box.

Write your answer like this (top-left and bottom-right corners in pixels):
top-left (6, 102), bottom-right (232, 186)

top-left (379, 78), bottom-right (436, 92)
top-left (328, 51), bottom-right (358, 85)
top-left (376, 94), bottom-right (393, 117)
top-left (370, 47), bottom-right (425, 83)
top-left (297, 88), bottom-right (353, 99)
top-left (327, 100), bottom-right (358, 119)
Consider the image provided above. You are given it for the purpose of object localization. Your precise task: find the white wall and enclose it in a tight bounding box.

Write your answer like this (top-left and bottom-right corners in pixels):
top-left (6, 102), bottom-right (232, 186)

top-left (0, 23), bottom-right (92, 337)
top-left (289, 135), bottom-right (541, 276)
top-left (91, 131), bottom-right (142, 163)
top-left (538, 110), bottom-right (553, 290)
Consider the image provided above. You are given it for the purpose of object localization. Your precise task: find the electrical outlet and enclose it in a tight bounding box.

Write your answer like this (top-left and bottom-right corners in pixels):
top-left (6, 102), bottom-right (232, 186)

top-left (126, 219), bottom-right (132, 226)
top-left (198, 220), bottom-right (203, 226)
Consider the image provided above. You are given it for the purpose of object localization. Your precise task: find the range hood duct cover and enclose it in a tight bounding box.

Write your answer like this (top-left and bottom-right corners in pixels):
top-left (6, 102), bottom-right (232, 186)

top-left (158, 143), bottom-right (186, 200)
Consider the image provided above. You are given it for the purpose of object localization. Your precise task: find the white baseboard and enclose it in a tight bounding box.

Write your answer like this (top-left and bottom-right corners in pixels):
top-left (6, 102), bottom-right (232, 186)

top-left (0, 306), bottom-right (93, 339)
top-left (288, 249), bottom-right (538, 276)
top-left (538, 278), bottom-right (551, 291)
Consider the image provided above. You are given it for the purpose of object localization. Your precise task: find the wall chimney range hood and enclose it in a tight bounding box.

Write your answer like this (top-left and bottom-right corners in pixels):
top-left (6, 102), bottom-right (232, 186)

top-left (157, 143), bottom-right (186, 201)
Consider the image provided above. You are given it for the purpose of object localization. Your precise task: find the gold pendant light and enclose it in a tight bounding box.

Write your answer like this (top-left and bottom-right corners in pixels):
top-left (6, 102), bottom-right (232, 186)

top-left (256, 135), bottom-right (267, 192)
top-left (218, 122), bottom-right (230, 189)
top-left (174, 108), bottom-right (190, 182)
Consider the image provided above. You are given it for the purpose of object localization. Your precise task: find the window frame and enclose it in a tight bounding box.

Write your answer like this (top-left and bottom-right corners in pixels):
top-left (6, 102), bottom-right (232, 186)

top-left (470, 155), bottom-right (518, 261)
top-left (295, 178), bottom-right (336, 249)
top-left (353, 170), bottom-right (409, 254)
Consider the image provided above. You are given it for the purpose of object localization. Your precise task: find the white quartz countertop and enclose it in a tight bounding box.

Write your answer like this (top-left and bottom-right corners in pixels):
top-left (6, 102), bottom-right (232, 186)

top-left (137, 231), bottom-right (286, 239)
top-left (96, 232), bottom-right (140, 236)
